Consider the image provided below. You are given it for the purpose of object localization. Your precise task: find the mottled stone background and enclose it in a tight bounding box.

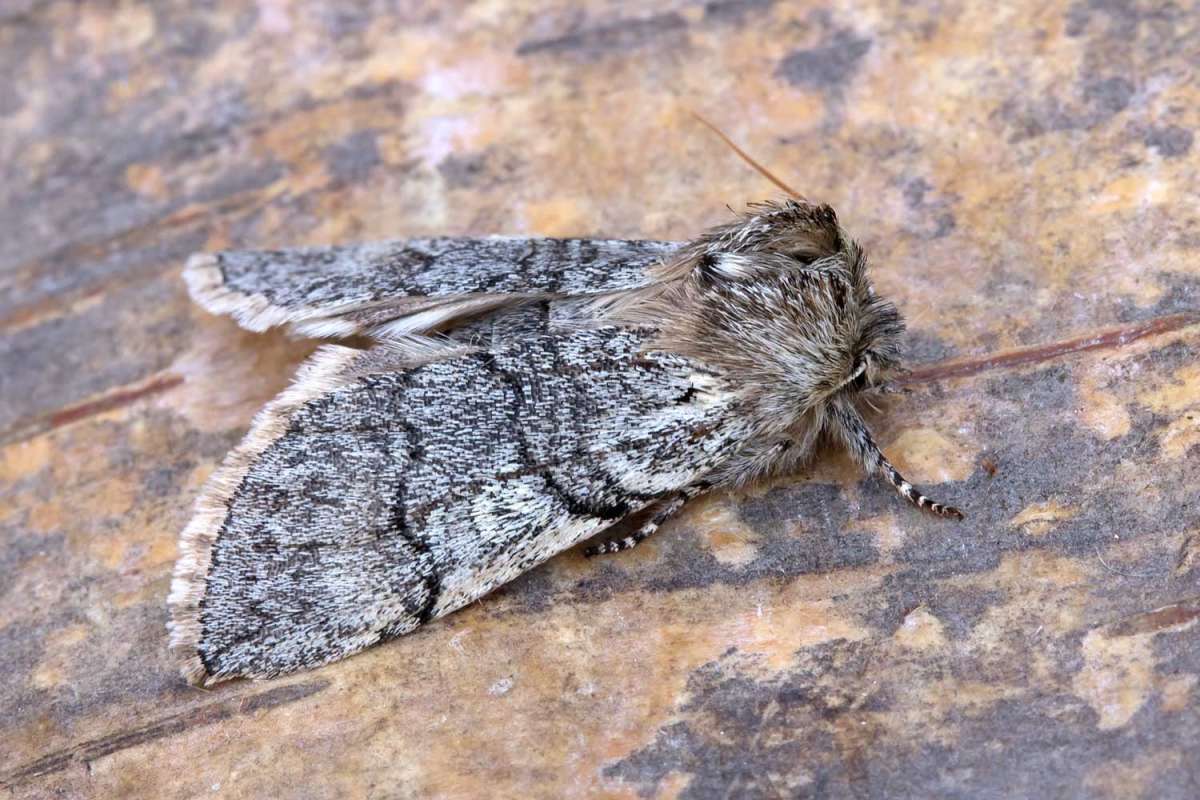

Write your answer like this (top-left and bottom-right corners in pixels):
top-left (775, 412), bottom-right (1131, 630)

top-left (1, 1), bottom-right (1198, 798)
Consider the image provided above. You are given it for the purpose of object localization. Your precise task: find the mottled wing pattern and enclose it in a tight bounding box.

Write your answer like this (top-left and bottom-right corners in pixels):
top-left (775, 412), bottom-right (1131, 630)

top-left (185, 236), bottom-right (681, 337)
top-left (169, 324), bottom-right (743, 684)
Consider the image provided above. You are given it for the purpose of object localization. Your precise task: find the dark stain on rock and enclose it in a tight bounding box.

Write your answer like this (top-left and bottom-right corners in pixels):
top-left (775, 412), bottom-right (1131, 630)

top-left (439, 152), bottom-right (490, 189)
top-left (996, 56), bottom-right (1147, 143)
top-left (604, 641), bottom-right (878, 798)
top-left (1144, 125), bottom-right (1194, 158)
top-left (1082, 75), bottom-right (1135, 117)
top-left (929, 212), bottom-right (957, 239)
top-left (732, 484), bottom-right (881, 572)
top-left (317, 5), bottom-right (375, 37)
top-left (899, 177), bottom-right (958, 239)
top-left (0, 608), bottom-right (81, 733)
top-left (2, 225), bottom-right (202, 331)
top-left (0, 622), bottom-right (57, 758)
top-left (998, 78), bottom-right (1134, 141)
top-left (928, 587), bottom-right (1007, 639)
top-left (1008, 0), bottom-right (1192, 146)
top-left (984, 363), bottom-right (1076, 411)
top-left (1138, 274), bottom-right (1200, 322)
top-left (608, 631), bottom-right (1200, 799)
top-left (0, 528), bottom-right (66, 598)
top-left (651, 498), bottom-right (878, 594)
top-left (902, 328), bottom-right (959, 365)
top-left (437, 149), bottom-right (524, 191)
top-left (902, 177), bottom-right (932, 209)
top-left (888, 504), bottom-right (1008, 580)
top-left (5, 596), bottom-right (201, 742)
top-left (872, 695), bottom-right (1121, 799)
top-left (857, 570), bottom-right (933, 635)
top-left (324, 130), bottom-right (381, 185)
top-left (703, 0), bottom-right (777, 25)
top-left (776, 28), bottom-right (872, 95)
top-left (1, 115), bottom-right (277, 302)
top-left (151, 10), bottom-right (221, 60)
top-left (133, 411), bottom-right (236, 508)
top-left (0, 1), bottom-right (41, 25)
top-left (1131, 338), bottom-right (1197, 373)
top-left (1065, 0), bottom-right (1179, 39)
top-left (516, 12), bottom-right (687, 57)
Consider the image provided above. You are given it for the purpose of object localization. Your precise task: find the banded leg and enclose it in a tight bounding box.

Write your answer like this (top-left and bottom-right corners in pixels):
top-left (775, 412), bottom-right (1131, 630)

top-left (876, 458), bottom-right (963, 519)
top-left (585, 488), bottom-right (699, 557)
top-left (832, 401), bottom-right (964, 520)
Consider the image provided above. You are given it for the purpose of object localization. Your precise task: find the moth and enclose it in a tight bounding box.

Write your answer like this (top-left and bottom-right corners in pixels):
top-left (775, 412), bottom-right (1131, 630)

top-left (168, 199), bottom-right (963, 686)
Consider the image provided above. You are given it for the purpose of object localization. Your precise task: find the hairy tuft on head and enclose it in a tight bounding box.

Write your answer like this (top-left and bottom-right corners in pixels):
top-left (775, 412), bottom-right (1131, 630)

top-left (605, 200), bottom-right (905, 432)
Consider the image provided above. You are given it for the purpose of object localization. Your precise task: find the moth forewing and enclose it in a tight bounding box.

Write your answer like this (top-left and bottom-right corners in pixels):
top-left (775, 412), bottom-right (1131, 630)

top-left (184, 237), bottom-right (683, 339)
top-left (169, 323), bottom-right (747, 685)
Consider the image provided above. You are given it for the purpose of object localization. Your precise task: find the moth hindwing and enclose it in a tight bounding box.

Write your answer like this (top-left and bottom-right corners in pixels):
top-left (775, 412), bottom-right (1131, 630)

top-left (169, 200), bottom-right (962, 685)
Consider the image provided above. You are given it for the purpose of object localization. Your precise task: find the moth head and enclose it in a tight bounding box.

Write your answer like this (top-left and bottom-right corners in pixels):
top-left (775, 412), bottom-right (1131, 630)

top-left (668, 200), bottom-right (906, 410)
top-left (689, 200), bottom-right (840, 275)
top-left (820, 240), bottom-right (906, 399)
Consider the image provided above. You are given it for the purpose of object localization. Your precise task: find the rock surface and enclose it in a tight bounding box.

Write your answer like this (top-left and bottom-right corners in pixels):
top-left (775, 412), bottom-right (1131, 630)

top-left (1, 1), bottom-right (1198, 797)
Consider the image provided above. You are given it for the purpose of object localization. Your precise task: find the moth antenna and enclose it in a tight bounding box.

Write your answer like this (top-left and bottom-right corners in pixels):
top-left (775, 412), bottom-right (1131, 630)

top-left (690, 112), bottom-right (806, 201)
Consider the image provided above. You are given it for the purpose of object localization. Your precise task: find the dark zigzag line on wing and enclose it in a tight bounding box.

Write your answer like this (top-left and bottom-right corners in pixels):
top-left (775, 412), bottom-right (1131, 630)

top-left (472, 350), bottom-right (660, 525)
top-left (476, 349), bottom-right (625, 520)
top-left (535, 321), bottom-right (665, 516)
top-left (385, 378), bottom-right (442, 626)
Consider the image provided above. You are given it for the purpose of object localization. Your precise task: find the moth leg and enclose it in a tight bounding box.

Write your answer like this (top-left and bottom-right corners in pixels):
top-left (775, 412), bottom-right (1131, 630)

top-left (585, 488), bottom-right (701, 557)
top-left (874, 452), bottom-right (964, 519)
top-left (832, 402), bottom-right (964, 520)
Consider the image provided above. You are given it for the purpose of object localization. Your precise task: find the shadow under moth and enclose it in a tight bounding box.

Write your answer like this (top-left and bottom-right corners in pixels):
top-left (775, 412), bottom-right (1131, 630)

top-left (169, 199), bottom-right (963, 686)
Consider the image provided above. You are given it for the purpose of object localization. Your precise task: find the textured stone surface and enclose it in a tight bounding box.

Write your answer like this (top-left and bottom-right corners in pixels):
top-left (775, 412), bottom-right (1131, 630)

top-left (1, 1), bottom-right (1198, 797)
